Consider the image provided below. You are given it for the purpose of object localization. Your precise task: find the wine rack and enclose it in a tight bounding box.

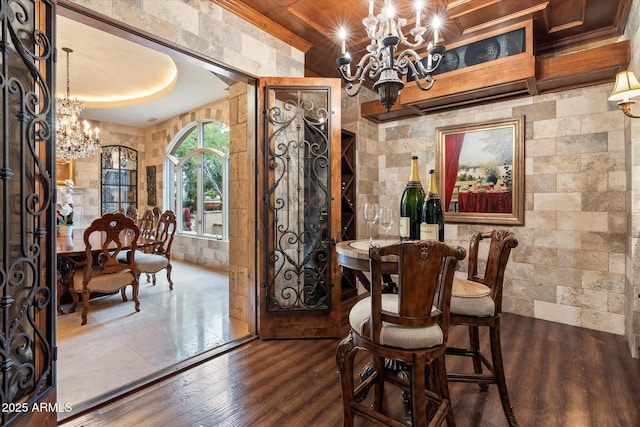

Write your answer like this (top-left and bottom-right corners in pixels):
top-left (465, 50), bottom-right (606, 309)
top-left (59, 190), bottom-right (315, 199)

top-left (341, 130), bottom-right (357, 301)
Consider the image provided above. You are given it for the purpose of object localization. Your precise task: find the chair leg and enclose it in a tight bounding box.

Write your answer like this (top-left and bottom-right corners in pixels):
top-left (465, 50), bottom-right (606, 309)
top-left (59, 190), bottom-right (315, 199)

top-left (131, 280), bottom-right (141, 312)
top-left (120, 286), bottom-right (128, 302)
top-left (146, 273), bottom-right (151, 283)
top-left (81, 290), bottom-right (90, 325)
top-left (410, 354), bottom-right (428, 427)
top-left (56, 275), bottom-right (64, 315)
top-left (372, 355), bottom-right (385, 412)
top-left (490, 319), bottom-right (519, 427)
top-left (166, 264), bottom-right (173, 290)
top-left (468, 325), bottom-right (488, 391)
top-left (336, 334), bottom-right (356, 427)
top-left (435, 355), bottom-right (456, 427)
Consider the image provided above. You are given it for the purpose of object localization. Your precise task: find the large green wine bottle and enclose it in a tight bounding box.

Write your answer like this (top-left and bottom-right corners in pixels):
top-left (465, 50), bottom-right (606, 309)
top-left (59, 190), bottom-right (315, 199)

top-left (399, 156), bottom-right (425, 240)
top-left (420, 169), bottom-right (445, 242)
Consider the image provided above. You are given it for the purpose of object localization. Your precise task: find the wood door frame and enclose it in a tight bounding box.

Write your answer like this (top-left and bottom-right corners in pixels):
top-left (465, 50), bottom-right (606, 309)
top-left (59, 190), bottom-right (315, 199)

top-left (257, 77), bottom-right (342, 339)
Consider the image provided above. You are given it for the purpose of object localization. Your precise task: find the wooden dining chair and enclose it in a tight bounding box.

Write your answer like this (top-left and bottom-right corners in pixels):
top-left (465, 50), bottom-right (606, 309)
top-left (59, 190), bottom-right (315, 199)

top-left (138, 208), bottom-right (157, 241)
top-left (445, 230), bottom-right (519, 427)
top-left (69, 212), bottom-right (140, 325)
top-left (134, 209), bottom-right (177, 289)
top-left (336, 240), bottom-right (466, 427)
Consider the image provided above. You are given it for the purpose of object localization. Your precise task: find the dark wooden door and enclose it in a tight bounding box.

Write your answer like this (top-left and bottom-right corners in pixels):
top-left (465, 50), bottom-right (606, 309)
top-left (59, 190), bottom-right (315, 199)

top-left (0, 1), bottom-right (58, 425)
top-left (257, 78), bottom-right (342, 339)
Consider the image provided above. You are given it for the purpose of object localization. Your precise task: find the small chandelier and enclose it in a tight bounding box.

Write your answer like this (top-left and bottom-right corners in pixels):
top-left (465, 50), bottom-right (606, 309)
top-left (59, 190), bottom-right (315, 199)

top-left (336, 0), bottom-right (445, 111)
top-left (56, 47), bottom-right (100, 160)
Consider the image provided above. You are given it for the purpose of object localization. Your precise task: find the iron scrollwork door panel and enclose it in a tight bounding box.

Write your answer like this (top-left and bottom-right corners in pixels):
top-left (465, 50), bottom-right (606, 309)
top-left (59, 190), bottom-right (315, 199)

top-left (1, 0), bottom-right (57, 425)
top-left (264, 87), bottom-right (333, 312)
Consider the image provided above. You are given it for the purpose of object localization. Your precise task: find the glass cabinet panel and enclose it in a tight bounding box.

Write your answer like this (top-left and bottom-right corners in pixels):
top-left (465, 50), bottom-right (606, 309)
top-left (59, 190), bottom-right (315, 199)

top-left (101, 145), bottom-right (138, 216)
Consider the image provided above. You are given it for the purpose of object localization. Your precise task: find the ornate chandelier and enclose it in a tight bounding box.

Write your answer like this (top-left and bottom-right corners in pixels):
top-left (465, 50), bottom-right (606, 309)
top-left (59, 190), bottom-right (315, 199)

top-left (56, 47), bottom-right (100, 160)
top-left (336, 0), bottom-right (445, 111)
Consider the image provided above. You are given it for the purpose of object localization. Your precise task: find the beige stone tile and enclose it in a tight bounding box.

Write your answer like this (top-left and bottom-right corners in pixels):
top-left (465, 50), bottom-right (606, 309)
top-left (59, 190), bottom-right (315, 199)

top-left (532, 153), bottom-right (582, 174)
top-left (557, 212), bottom-right (608, 232)
top-left (534, 300), bottom-right (581, 327)
top-left (533, 118), bottom-right (558, 139)
top-left (510, 279), bottom-right (557, 303)
top-left (527, 174), bottom-right (557, 192)
top-left (557, 248), bottom-right (609, 271)
top-left (533, 192), bottom-right (581, 211)
top-left (556, 92), bottom-right (608, 117)
top-left (526, 137), bottom-right (557, 157)
top-left (609, 252), bottom-right (626, 274)
top-left (557, 132), bottom-right (609, 154)
top-left (581, 110), bottom-right (625, 134)
top-left (557, 286), bottom-right (609, 311)
top-left (512, 100), bottom-right (555, 122)
top-left (608, 171), bottom-right (627, 191)
top-left (526, 210), bottom-right (557, 229)
top-left (557, 116), bottom-right (582, 136)
top-left (581, 309), bottom-right (625, 335)
top-left (557, 172), bottom-right (608, 192)
top-left (581, 231), bottom-right (625, 252)
top-left (534, 229), bottom-right (581, 249)
top-left (608, 129), bottom-right (625, 152)
top-left (533, 264), bottom-right (580, 287)
top-left (582, 270), bottom-right (624, 294)
top-left (581, 151), bottom-right (625, 173)
top-left (582, 191), bottom-right (625, 212)
top-left (607, 293), bottom-right (626, 315)
top-left (502, 296), bottom-right (534, 317)
top-left (514, 246), bottom-right (558, 266)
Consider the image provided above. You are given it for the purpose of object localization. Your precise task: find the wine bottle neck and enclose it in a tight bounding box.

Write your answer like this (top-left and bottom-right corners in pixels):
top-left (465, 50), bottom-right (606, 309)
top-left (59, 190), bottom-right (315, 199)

top-left (409, 159), bottom-right (420, 182)
top-left (427, 170), bottom-right (439, 196)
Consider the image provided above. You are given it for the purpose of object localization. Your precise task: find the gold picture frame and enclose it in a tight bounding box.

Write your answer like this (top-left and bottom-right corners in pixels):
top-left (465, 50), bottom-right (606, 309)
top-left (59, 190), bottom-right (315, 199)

top-left (56, 158), bottom-right (75, 185)
top-left (436, 116), bottom-right (524, 225)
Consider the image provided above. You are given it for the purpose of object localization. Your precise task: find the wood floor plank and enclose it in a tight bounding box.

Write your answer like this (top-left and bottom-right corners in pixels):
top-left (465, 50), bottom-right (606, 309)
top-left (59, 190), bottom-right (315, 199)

top-left (60, 313), bottom-right (640, 427)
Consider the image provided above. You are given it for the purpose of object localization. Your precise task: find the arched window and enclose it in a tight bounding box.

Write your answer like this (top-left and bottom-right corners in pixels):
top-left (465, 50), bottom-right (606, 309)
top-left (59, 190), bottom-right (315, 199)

top-left (164, 120), bottom-right (229, 240)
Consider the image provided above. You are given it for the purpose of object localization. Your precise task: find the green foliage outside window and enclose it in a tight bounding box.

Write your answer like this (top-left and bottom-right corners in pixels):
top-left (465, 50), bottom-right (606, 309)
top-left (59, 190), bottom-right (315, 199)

top-left (175, 121), bottom-right (229, 211)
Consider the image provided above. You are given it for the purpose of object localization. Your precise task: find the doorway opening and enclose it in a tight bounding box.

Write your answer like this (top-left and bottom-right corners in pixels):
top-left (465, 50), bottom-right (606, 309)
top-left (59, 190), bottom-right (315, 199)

top-left (55, 8), bottom-right (257, 422)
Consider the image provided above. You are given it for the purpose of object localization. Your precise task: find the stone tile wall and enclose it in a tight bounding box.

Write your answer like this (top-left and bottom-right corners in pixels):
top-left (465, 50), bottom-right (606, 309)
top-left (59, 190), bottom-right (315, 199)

top-left (350, 83), bottom-right (629, 340)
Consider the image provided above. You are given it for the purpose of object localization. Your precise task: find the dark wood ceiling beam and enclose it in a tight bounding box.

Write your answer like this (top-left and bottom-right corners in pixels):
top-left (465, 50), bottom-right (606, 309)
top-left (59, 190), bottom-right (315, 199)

top-left (212, 0), bottom-right (313, 53)
top-left (446, 0), bottom-right (503, 19)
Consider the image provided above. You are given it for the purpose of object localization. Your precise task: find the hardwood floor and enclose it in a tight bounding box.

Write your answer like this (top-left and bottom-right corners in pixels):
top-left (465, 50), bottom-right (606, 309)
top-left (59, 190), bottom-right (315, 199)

top-left (59, 311), bottom-right (640, 426)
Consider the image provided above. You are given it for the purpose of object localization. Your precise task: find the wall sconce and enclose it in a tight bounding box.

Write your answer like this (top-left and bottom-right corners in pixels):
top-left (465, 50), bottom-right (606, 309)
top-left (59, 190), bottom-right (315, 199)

top-left (609, 70), bottom-right (640, 118)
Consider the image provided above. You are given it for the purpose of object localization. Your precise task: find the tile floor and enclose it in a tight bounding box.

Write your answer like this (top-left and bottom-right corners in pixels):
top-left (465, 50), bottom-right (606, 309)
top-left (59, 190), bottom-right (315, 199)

top-left (56, 260), bottom-right (249, 414)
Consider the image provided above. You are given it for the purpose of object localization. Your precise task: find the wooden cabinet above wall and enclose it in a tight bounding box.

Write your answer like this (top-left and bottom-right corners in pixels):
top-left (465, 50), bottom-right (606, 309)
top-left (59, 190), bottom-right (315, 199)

top-left (361, 20), bottom-right (630, 123)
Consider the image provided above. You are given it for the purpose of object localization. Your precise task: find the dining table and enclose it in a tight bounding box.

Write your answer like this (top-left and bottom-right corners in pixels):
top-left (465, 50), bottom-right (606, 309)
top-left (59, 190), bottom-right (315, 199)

top-left (56, 228), bottom-right (155, 314)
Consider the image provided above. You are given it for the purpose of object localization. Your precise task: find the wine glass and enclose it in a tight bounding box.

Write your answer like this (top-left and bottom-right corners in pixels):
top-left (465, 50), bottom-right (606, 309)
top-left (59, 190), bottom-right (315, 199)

top-left (378, 207), bottom-right (395, 242)
top-left (363, 203), bottom-right (379, 244)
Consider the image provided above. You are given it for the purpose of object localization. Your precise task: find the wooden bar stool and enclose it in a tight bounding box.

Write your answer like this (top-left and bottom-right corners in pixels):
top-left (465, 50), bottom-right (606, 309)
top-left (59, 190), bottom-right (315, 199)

top-left (446, 230), bottom-right (519, 427)
top-left (336, 241), bottom-right (466, 427)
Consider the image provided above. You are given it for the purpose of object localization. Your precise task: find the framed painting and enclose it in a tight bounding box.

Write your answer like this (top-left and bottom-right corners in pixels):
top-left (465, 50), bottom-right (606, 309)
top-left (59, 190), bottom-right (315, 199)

top-left (56, 158), bottom-right (75, 185)
top-left (435, 116), bottom-right (524, 225)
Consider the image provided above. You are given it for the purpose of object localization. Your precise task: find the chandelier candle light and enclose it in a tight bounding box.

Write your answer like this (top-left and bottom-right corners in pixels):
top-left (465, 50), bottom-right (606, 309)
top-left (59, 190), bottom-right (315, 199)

top-left (336, 0), bottom-right (445, 111)
top-left (56, 47), bottom-right (100, 160)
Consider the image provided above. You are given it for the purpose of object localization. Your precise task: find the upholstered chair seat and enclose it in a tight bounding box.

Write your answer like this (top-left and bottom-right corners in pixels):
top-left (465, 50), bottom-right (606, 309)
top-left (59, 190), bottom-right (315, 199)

top-left (349, 294), bottom-right (444, 349)
top-left (451, 278), bottom-right (494, 317)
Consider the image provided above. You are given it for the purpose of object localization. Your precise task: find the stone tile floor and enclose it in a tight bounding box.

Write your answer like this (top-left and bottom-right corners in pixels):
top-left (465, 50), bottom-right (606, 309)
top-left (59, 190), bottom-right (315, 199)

top-left (56, 260), bottom-right (249, 410)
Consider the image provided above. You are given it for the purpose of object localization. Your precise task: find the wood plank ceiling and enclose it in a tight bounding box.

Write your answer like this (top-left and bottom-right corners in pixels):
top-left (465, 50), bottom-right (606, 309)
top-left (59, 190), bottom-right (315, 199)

top-left (213, 0), bottom-right (632, 119)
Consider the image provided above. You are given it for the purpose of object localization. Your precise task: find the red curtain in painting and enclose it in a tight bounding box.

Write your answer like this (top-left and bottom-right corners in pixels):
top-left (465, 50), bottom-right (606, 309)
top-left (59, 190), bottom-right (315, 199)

top-left (444, 133), bottom-right (465, 210)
